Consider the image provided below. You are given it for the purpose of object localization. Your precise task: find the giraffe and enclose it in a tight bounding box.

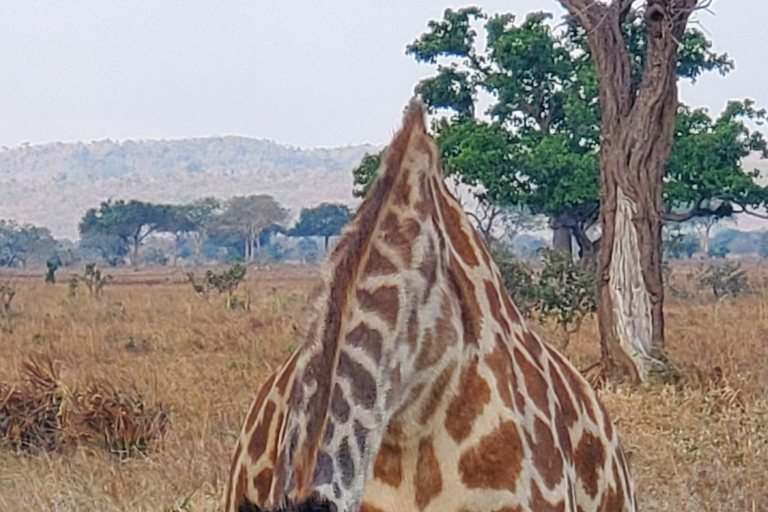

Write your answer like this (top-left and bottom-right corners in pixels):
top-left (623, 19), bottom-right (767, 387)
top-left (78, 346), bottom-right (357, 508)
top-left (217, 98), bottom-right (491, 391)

top-left (225, 101), bottom-right (637, 512)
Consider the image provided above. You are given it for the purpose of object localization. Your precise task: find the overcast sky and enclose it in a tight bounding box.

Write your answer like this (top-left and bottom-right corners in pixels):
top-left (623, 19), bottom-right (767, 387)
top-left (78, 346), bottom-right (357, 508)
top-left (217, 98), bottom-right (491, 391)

top-left (0, 0), bottom-right (764, 149)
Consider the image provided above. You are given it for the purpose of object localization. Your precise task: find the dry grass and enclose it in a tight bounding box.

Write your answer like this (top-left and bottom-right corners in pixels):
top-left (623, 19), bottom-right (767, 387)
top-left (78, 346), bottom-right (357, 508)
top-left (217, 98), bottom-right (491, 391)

top-left (0, 262), bottom-right (766, 511)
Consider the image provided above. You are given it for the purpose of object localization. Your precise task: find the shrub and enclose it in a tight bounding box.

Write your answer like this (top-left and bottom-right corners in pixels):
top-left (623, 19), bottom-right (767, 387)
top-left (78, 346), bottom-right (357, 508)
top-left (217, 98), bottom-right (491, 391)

top-left (698, 262), bottom-right (750, 300)
top-left (187, 263), bottom-right (248, 309)
top-left (494, 253), bottom-right (537, 316)
top-left (0, 354), bottom-right (168, 456)
top-left (535, 249), bottom-right (597, 349)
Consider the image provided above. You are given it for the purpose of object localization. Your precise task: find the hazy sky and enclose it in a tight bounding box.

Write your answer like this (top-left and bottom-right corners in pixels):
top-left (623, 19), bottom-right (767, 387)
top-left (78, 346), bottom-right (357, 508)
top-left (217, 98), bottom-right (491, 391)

top-left (1, 0), bottom-right (765, 149)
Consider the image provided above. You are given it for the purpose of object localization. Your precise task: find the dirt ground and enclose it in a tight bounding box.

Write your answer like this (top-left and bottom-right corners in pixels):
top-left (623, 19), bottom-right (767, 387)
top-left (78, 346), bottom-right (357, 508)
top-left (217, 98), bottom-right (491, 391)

top-left (0, 263), bottom-right (765, 511)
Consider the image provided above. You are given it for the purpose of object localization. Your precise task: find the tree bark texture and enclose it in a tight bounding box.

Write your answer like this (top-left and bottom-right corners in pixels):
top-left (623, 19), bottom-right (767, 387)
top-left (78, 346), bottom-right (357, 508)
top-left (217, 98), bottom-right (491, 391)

top-left (559, 0), bottom-right (697, 382)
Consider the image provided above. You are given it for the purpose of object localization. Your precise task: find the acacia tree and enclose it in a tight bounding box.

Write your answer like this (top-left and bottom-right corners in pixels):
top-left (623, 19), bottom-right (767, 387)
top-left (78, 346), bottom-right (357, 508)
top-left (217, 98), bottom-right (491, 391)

top-left (212, 195), bottom-right (287, 263)
top-left (290, 203), bottom-right (352, 252)
top-left (0, 220), bottom-right (56, 267)
top-left (79, 200), bottom-right (170, 268)
top-left (558, 0), bottom-right (707, 381)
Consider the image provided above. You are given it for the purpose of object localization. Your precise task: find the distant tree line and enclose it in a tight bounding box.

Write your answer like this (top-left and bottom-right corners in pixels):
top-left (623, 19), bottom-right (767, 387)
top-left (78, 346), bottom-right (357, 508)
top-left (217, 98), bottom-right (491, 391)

top-left (0, 197), bottom-right (353, 269)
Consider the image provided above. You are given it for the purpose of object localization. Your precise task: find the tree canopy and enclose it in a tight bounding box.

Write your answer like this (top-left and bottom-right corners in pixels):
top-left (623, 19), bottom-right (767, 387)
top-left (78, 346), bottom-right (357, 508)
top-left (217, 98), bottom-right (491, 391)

top-left (0, 220), bottom-right (56, 268)
top-left (290, 203), bottom-right (352, 251)
top-left (79, 200), bottom-right (170, 267)
top-left (405, 8), bottom-right (745, 258)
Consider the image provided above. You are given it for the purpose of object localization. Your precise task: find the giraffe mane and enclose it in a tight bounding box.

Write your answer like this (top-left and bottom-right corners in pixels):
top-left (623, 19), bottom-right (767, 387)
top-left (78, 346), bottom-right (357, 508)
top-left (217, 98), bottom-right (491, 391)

top-left (286, 99), bottom-right (431, 494)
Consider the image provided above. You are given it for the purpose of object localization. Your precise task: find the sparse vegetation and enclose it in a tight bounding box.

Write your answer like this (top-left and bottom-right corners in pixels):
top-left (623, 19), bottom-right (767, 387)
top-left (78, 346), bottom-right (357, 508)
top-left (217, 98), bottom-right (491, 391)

top-left (0, 265), bottom-right (765, 510)
top-left (187, 263), bottom-right (248, 309)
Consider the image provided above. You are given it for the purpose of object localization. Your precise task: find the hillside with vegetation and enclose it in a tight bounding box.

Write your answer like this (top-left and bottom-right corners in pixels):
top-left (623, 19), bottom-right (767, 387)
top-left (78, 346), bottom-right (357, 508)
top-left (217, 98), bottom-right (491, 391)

top-left (0, 137), bottom-right (377, 239)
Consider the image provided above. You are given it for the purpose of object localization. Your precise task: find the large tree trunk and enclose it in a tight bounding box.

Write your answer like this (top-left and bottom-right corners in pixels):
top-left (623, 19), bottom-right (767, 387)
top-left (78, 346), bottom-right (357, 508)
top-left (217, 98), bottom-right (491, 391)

top-left (560, 0), bottom-right (696, 382)
top-left (550, 215), bottom-right (573, 257)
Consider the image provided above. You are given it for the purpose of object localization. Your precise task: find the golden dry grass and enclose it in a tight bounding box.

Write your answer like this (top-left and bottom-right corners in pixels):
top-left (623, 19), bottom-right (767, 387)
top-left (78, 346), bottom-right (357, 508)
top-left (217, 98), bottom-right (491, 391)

top-left (0, 262), bottom-right (766, 511)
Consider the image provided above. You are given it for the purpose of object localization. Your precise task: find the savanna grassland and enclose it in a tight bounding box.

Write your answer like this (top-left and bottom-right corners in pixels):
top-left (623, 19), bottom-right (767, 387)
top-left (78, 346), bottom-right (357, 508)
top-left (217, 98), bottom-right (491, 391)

top-left (0, 263), bottom-right (766, 511)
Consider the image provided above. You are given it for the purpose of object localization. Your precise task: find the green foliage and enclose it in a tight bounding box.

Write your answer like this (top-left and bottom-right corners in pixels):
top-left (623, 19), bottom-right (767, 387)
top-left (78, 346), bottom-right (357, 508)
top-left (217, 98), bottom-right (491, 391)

top-left (187, 263), bottom-right (248, 309)
top-left (666, 101), bottom-right (768, 221)
top-left (211, 195), bottom-right (288, 263)
top-left (78, 263), bottom-right (112, 298)
top-left (79, 200), bottom-right (171, 267)
top-left (535, 248), bottom-right (597, 335)
top-left (407, 8), bottom-right (748, 253)
top-left (494, 248), bottom-right (597, 346)
top-left (290, 203), bottom-right (352, 251)
top-left (494, 252), bottom-right (537, 315)
top-left (352, 151), bottom-right (383, 198)
top-left (663, 226), bottom-right (701, 260)
top-left (0, 220), bottom-right (56, 268)
top-left (698, 262), bottom-right (749, 300)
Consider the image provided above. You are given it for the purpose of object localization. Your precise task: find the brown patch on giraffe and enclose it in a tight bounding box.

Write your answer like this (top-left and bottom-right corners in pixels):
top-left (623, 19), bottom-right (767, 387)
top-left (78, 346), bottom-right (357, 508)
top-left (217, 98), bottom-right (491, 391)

top-left (232, 467), bottom-right (250, 512)
top-left (491, 508), bottom-right (523, 512)
top-left (485, 279), bottom-right (511, 335)
top-left (526, 416), bottom-right (564, 489)
top-left (346, 322), bottom-right (383, 363)
top-left (500, 286), bottom-right (523, 325)
top-left (471, 226), bottom-right (493, 267)
top-left (331, 383), bottom-right (350, 423)
top-left (529, 480), bottom-right (566, 512)
top-left (337, 351), bottom-right (377, 409)
top-left (360, 503), bottom-right (387, 512)
top-left (433, 176), bottom-right (479, 267)
top-left (379, 212), bottom-right (420, 266)
top-left (418, 238), bottom-right (438, 304)
top-left (363, 245), bottom-right (398, 277)
top-left (459, 420), bottom-right (524, 490)
top-left (253, 467), bottom-right (274, 501)
top-left (553, 405), bottom-right (573, 465)
top-left (270, 411), bottom-right (284, 463)
top-left (549, 363), bottom-right (578, 430)
top-left (357, 285), bottom-right (400, 328)
top-left (373, 423), bottom-right (404, 488)
top-left (407, 307), bottom-right (420, 353)
top-left (434, 293), bottom-right (458, 347)
top-left (322, 420), bottom-right (335, 445)
top-left (338, 437), bottom-right (355, 488)
top-left (517, 329), bottom-right (544, 370)
top-left (446, 254), bottom-right (482, 346)
top-left (394, 167), bottom-right (412, 205)
top-left (420, 361), bottom-right (457, 424)
top-left (415, 174), bottom-right (435, 220)
top-left (485, 334), bottom-right (526, 414)
top-left (312, 450), bottom-right (334, 486)
top-left (247, 400), bottom-right (276, 462)
top-left (225, 442), bottom-right (244, 512)
top-left (415, 436), bottom-right (443, 510)
top-left (514, 348), bottom-right (551, 418)
top-left (353, 419), bottom-right (368, 453)
top-left (275, 353), bottom-right (298, 395)
top-left (598, 400), bottom-right (614, 442)
top-left (548, 347), bottom-right (597, 423)
top-left (574, 430), bottom-right (606, 499)
top-left (445, 358), bottom-right (491, 443)
top-left (244, 373), bottom-right (277, 432)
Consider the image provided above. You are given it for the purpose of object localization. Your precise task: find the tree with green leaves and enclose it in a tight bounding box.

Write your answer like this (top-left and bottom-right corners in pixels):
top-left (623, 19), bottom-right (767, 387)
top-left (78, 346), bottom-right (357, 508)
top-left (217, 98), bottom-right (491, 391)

top-left (211, 195), bottom-right (287, 263)
top-left (352, 151), bottom-right (384, 199)
top-left (185, 198), bottom-right (220, 265)
top-left (409, 5), bottom-right (747, 381)
top-left (290, 203), bottom-right (352, 252)
top-left (0, 220), bottom-right (57, 268)
top-left (557, 0), bottom-right (737, 381)
top-left (160, 205), bottom-right (196, 266)
top-left (79, 200), bottom-right (170, 268)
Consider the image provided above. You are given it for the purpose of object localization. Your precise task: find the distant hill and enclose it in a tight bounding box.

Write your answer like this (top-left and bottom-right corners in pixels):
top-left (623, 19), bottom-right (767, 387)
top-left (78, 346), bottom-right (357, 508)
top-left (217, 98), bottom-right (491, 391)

top-left (0, 137), bottom-right (379, 239)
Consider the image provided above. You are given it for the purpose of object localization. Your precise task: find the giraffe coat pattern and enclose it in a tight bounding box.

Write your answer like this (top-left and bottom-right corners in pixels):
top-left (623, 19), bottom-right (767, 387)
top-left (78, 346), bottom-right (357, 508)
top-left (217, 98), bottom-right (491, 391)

top-left (225, 101), bottom-right (637, 512)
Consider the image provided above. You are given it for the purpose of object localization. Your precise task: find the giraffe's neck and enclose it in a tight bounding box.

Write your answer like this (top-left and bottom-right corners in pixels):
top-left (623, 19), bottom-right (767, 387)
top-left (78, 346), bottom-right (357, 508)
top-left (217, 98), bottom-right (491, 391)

top-left (266, 104), bottom-right (505, 512)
